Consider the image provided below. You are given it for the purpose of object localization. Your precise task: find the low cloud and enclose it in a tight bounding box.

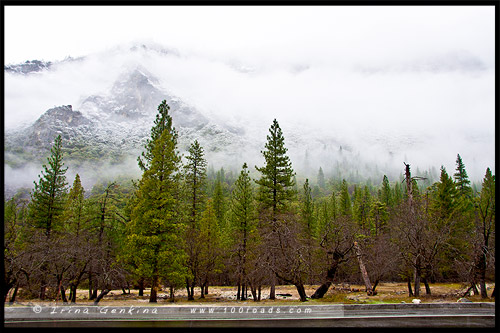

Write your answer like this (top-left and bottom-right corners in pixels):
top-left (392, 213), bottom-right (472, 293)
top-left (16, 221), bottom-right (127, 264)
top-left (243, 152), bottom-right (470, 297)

top-left (4, 6), bottom-right (495, 183)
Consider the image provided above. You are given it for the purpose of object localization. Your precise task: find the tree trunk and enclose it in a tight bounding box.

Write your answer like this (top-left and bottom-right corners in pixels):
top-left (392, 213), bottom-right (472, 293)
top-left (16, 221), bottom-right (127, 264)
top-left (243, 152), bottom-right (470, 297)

top-left (169, 286), bottom-right (175, 302)
top-left (237, 283), bottom-right (241, 300)
top-left (269, 273), bottom-right (276, 300)
top-left (250, 285), bottom-right (257, 302)
top-left (407, 277), bottom-right (414, 297)
top-left (414, 264), bottom-right (421, 297)
top-left (60, 286), bottom-right (68, 303)
top-left (422, 277), bottom-right (431, 295)
top-left (138, 277), bottom-right (145, 296)
top-left (200, 283), bottom-right (205, 299)
top-left (150, 268), bottom-right (160, 303)
top-left (4, 281), bottom-right (14, 302)
top-left (353, 242), bottom-right (375, 296)
top-left (93, 289), bottom-right (110, 305)
top-left (39, 285), bottom-right (46, 300)
top-left (88, 272), bottom-right (93, 299)
top-left (9, 285), bottom-right (19, 304)
top-left (295, 283), bottom-right (308, 302)
top-left (70, 285), bottom-right (78, 303)
top-left (372, 279), bottom-right (380, 293)
top-left (471, 282), bottom-right (479, 295)
top-left (189, 284), bottom-right (195, 301)
top-left (310, 258), bottom-right (340, 299)
top-left (478, 252), bottom-right (488, 298)
top-left (90, 288), bottom-right (98, 300)
top-left (258, 285), bottom-right (262, 301)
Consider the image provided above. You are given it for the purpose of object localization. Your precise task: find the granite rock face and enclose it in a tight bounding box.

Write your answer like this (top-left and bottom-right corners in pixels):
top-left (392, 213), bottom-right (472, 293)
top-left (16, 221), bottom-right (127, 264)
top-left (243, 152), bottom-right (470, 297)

top-left (4, 67), bottom-right (248, 172)
top-left (5, 60), bottom-right (52, 74)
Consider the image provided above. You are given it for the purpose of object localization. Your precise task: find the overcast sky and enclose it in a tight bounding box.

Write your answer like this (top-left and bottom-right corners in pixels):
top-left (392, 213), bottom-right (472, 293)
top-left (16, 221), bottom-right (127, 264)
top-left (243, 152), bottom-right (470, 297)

top-left (4, 5), bottom-right (495, 65)
top-left (4, 5), bottom-right (496, 181)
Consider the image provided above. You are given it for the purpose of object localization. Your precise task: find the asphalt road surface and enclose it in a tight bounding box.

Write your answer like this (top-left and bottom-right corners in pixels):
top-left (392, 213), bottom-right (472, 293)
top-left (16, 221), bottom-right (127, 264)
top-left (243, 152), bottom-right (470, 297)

top-left (4, 302), bottom-right (495, 328)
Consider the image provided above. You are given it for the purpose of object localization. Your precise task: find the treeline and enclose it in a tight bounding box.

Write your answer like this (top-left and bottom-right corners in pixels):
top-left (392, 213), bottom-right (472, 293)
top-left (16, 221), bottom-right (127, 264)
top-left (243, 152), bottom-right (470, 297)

top-left (4, 100), bottom-right (495, 304)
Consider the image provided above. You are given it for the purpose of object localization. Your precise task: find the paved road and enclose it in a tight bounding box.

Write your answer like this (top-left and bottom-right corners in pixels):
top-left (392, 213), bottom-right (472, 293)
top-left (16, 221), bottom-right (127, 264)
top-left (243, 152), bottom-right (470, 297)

top-left (4, 303), bottom-right (495, 327)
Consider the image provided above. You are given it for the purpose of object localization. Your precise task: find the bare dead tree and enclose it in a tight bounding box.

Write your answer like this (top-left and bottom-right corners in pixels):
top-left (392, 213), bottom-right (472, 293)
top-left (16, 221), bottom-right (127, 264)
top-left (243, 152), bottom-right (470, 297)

top-left (310, 216), bottom-right (357, 299)
top-left (260, 212), bottom-right (310, 302)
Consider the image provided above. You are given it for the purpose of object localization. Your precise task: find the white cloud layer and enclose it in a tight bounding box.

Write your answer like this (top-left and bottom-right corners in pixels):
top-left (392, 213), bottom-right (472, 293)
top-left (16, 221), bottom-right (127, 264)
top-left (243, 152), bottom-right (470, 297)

top-left (4, 5), bottom-right (495, 182)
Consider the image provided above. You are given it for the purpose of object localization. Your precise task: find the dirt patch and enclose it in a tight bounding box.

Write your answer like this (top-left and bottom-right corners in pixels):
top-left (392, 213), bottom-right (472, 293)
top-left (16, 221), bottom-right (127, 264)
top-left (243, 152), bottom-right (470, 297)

top-left (5, 283), bottom-right (495, 307)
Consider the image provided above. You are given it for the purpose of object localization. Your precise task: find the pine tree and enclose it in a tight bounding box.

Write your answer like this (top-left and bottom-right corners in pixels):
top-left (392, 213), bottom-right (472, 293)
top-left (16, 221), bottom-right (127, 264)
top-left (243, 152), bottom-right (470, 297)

top-left (126, 101), bottom-right (186, 303)
top-left (393, 181), bottom-right (403, 206)
top-left (380, 175), bottom-right (392, 207)
top-left (213, 170), bottom-right (226, 228)
top-left (330, 190), bottom-right (338, 221)
top-left (339, 179), bottom-right (352, 217)
top-left (29, 135), bottom-right (68, 237)
top-left (370, 201), bottom-right (388, 237)
top-left (431, 166), bottom-right (457, 222)
top-left (184, 140), bottom-right (208, 227)
top-left (138, 100), bottom-right (174, 172)
top-left (454, 154), bottom-right (474, 213)
top-left (198, 199), bottom-right (223, 298)
top-left (255, 118), bottom-right (295, 300)
top-left (64, 174), bottom-right (85, 235)
top-left (230, 163), bottom-right (257, 239)
top-left (317, 167), bottom-right (326, 189)
top-left (301, 179), bottom-right (315, 237)
top-left (454, 154), bottom-right (472, 198)
top-left (229, 163), bottom-right (258, 300)
top-left (255, 119), bottom-right (296, 216)
top-left (182, 139), bottom-right (208, 300)
top-left (474, 167), bottom-right (495, 298)
top-left (354, 185), bottom-right (372, 232)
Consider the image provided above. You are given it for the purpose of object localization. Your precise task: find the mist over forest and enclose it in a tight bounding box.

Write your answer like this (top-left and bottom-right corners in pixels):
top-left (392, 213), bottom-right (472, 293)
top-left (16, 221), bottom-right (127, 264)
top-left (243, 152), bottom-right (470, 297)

top-left (4, 40), bottom-right (495, 196)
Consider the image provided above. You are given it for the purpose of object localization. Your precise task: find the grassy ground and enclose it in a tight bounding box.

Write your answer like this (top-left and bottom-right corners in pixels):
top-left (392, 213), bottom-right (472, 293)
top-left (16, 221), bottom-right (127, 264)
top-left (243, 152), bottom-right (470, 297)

top-left (5, 282), bottom-right (495, 307)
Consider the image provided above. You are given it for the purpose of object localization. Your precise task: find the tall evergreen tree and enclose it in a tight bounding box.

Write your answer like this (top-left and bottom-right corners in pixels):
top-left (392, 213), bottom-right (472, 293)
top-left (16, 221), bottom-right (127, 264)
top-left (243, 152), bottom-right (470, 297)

top-left (454, 154), bottom-right (472, 198)
top-left (354, 185), bottom-right (372, 232)
top-left (301, 179), bottom-right (315, 237)
top-left (255, 119), bottom-right (296, 216)
top-left (453, 154), bottom-right (474, 214)
top-left (183, 139), bottom-right (208, 300)
top-left (229, 163), bottom-right (258, 300)
top-left (380, 175), bottom-right (392, 207)
top-left (198, 199), bottom-right (223, 298)
top-left (138, 100), bottom-right (174, 172)
top-left (330, 190), bottom-right (338, 221)
top-left (64, 174), bottom-right (85, 234)
top-left (431, 166), bottom-right (457, 222)
top-left (184, 140), bottom-right (208, 226)
top-left (255, 118), bottom-right (295, 300)
top-left (29, 134), bottom-right (68, 237)
top-left (474, 167), bottom-right (495, 298)
top-left (339, 179), bottom-right (352, 217)
top-left (370, 201), bottom-right (388, 237)
top-left (126, 101), bottom-right (186, 303)
top-left (213, 170), bottom-right (226, 228)
top-left (317, 167), bottom-right (326, 189)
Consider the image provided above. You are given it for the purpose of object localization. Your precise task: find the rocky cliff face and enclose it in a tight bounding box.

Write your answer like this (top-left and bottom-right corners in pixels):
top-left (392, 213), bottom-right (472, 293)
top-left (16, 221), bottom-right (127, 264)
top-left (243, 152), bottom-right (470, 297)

top-left (5, 60), bottom-right (52, 74)
top-left (4, 66), bottom-right (249, 174)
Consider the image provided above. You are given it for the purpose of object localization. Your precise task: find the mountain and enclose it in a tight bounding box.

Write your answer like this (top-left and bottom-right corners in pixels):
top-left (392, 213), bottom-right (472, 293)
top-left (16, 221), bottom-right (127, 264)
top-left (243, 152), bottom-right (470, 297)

top-left (5, 59), bottom-right (53, 74)
top-left (4, 64), bottom-right (253, 194)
